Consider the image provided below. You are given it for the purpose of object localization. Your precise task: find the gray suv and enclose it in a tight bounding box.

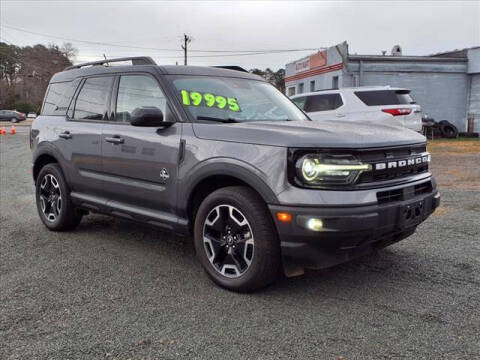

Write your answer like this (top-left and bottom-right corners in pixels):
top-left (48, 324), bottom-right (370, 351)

top-left (31, 57), bottom-right (440, 292)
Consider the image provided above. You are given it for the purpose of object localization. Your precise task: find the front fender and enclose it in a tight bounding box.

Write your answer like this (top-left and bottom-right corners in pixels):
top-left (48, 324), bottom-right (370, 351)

top-left (178, 157), bottom-right (280, 214)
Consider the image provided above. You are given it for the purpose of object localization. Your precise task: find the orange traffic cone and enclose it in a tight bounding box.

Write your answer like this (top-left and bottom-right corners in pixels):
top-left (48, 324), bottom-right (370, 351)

top-left (10, 125), bottom-right (16, 135)
top-left (0, 127), bottom-right (6, 135)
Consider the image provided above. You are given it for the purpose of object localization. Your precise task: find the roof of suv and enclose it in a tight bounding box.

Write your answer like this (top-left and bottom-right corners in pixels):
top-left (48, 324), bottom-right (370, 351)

top-left (51, 62), bottom-right (263, 83)
top-left (290, 86), bottom-right (410, 99)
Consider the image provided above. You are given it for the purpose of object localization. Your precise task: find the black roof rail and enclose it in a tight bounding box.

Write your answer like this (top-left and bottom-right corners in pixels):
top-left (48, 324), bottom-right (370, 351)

top-left (64, 56), bottom-right (157, 71)
top-left (211, 66), bottom-right (248, 73)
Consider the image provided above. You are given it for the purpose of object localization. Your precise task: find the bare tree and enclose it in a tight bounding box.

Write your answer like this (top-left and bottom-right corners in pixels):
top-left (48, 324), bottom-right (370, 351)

top-left (0, 42), bottom-right (73, 110)
top-left (60, 42), bottom-right (78, 61)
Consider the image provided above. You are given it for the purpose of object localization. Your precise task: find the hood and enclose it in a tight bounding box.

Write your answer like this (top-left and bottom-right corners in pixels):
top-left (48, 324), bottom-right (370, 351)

top-left (192, 120), bottom-right (426, 148)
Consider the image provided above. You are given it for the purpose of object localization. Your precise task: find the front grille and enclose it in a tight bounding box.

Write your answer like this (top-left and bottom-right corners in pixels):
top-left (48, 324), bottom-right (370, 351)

top-left (359, 163), bottom-right (428, 183)
top-left (356, 145), bottom-right (429, 184)
top-left (377, 181), bottom-right (433, 204)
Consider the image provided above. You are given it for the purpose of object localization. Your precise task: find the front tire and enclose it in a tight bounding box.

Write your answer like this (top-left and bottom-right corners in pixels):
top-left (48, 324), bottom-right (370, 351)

top-left (10, 118), bottom-right (18, 123)
top-left (194, 186), bottom-right (281, 292)
top-left (35, 163), bottom-right (83, 231)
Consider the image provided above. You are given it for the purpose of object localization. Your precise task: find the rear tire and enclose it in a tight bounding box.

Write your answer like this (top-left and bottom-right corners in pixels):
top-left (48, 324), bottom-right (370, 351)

top-left (10, 118), bottom-right (18, 123)
top-left (35, 163), bottom-right (83, 231)
top-left (440, 123), bottom-right (458, 138)
top-left (194, 186), bottom-right (281, 292)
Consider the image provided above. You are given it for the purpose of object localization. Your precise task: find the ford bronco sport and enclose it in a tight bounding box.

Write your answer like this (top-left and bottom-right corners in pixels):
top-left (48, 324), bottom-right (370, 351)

top-left (31, 57), bottom-right (440, 292)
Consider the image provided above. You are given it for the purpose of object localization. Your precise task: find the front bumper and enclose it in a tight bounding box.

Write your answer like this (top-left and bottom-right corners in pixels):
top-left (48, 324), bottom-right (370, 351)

top-left (269, 182), bottom-right (440, 274)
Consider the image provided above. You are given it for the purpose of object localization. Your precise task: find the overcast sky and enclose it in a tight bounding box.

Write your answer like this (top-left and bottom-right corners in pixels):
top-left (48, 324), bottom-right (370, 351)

top-left (1, 0), bottom-right (479, 70)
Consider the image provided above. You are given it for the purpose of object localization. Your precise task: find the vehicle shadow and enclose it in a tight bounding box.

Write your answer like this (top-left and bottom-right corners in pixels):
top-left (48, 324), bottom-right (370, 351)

top-left (74, 214), bottom-right (436, 295)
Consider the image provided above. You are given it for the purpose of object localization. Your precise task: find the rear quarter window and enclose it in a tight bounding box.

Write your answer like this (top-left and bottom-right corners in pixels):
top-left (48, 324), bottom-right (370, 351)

top-left (73, 76), bottom-right (113, 121)
top-left (42, 81), bottom-right (79, 116)
top-left (354, 90), bottom-right (414, 106)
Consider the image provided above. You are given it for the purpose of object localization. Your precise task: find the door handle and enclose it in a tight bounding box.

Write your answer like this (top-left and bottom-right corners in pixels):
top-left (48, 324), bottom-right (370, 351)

top-left (58, 131), bottom-right (72, 139)
top-left (105, 136), bottom-right (124, 145)
top-left (336, 113), bottom-right (346, 118)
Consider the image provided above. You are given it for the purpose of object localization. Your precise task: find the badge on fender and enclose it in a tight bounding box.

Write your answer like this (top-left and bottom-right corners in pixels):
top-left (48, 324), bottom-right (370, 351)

top-left (160, 168), bottom-right (170, 181)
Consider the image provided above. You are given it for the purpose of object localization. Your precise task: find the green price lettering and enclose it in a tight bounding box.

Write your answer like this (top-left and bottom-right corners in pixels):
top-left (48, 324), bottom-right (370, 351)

top-left (181, 90), bottom-right (190, 105)
top-left (180, 90), bottom-right (241, 112)
top-left (204, 93), bottom-right (215, 107)
top-left (215, 95), bottom-right (227, 109)
top-left (227, 98), bottom-right (240, 112)
top-left (190, 91), bottom-right (202, 106)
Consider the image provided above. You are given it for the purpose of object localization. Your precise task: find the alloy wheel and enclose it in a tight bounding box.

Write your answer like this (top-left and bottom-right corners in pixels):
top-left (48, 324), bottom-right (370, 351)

top-left (202, 204), bottom-right (254, 278)
top-left (39, 174), bottom-right (62, 222)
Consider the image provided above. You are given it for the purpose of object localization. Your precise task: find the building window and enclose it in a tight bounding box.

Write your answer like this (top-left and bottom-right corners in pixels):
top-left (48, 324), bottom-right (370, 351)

top-left (298, 83), bottom-right (304, 94)
top-left (332, 76), bottom-right (339, 89)
top-left (287, 87), bottom-right (296, 97)
top-left (310, 81), bottom-right (315, 92)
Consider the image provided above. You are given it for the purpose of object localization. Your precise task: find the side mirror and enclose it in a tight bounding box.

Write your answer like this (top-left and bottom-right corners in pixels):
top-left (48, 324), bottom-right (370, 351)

top-left (130, 107), bottom-right (173, 128)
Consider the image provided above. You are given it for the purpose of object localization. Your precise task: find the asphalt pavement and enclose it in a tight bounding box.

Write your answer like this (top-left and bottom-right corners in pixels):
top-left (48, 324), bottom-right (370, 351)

top-left (1, 133), bottom-right (479, 359)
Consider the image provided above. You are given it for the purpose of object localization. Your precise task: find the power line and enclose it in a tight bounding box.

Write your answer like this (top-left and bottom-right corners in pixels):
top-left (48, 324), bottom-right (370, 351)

top-left (48, 49), bottom-right (317, 59)
top-left (183, 50), bottom-right (317, 58)
top-left (1, 24), bottom-right (181, 52)
top-left (1, 24), bottom-right (321, 55)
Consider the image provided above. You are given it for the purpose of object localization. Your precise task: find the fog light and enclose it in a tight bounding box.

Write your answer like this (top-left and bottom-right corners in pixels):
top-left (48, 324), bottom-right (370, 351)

top-left (307, 218), bottom-right (323, 231)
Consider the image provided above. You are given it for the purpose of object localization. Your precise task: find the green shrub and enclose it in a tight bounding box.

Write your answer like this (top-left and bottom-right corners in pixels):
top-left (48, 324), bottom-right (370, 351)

top-left (12, 102), bottom-right (37, 114)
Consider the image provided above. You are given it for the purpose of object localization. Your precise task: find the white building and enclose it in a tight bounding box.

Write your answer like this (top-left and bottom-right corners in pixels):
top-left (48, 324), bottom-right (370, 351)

top-left (285, 42), bottom-right (480, 132)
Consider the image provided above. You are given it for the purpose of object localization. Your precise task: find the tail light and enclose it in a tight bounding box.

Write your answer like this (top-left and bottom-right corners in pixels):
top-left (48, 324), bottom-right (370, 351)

top-left (382, 108), bottom-right (412, 116)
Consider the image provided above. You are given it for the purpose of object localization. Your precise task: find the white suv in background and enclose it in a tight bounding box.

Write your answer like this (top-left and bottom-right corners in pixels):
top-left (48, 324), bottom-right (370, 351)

top-left (291, 86), bottom-right (422, 132)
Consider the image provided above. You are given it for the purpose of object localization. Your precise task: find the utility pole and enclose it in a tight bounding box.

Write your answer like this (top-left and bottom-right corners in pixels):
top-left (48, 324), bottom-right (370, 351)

top-left (181, 34), bottom-right (192, 66)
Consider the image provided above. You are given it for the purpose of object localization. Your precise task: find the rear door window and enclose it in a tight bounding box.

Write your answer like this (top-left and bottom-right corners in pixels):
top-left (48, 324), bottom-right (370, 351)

top-left (354, 90), bottom-right (414, 106)
top-left (42, 81), bottom-right (79, 116)
top-left (73, 76), bottom-right (114, 120)
top-left (305, 94), bottom-right (343, 112)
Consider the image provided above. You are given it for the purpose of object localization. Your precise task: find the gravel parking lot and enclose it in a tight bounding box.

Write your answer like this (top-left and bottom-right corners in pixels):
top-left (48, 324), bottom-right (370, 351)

top-left (1, 133), bottom-right (479, 360)
top-left (0, 119), bottom-right (34, 128)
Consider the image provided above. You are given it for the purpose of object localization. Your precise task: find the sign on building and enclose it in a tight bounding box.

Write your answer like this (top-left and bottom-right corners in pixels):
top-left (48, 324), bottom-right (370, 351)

top-left (294, 51), bottom-right (327, 73)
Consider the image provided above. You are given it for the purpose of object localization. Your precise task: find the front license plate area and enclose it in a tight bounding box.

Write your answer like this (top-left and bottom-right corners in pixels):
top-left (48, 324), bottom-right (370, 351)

top-left (398, 200), bottom-right (425, 228)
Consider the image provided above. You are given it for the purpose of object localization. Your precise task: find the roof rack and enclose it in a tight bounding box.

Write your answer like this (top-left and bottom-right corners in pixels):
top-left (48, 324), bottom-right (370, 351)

top-left (64, 56), bottom-right (157, 71)
top-left (211, 66), bottom-right (248, 73)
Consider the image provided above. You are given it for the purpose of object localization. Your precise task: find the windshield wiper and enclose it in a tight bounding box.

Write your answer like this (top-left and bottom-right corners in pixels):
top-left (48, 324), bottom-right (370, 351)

top-left (196, 116), bottom-right (238, 123)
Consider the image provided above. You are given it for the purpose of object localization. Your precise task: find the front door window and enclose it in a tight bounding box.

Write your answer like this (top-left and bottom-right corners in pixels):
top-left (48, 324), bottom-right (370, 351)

top-left (115, 75), bottom-right (167, 122)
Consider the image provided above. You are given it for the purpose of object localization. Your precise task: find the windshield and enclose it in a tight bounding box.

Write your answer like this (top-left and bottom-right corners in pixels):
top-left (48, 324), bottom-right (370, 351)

top-left (170, 75), bottom-right (309, 122)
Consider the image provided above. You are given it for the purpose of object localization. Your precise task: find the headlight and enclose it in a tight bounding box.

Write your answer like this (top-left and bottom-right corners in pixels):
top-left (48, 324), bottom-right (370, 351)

top-left (296, 154), bottom-right (371, 186)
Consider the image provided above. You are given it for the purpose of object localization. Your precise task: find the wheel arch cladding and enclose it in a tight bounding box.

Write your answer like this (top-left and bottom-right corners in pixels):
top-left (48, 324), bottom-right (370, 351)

top-left (33, 142), bottom-right (69, 183)
top-left (183, 164), bottom-right (279, 229)
top-left (33, 154), bottom-right (59, 182)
